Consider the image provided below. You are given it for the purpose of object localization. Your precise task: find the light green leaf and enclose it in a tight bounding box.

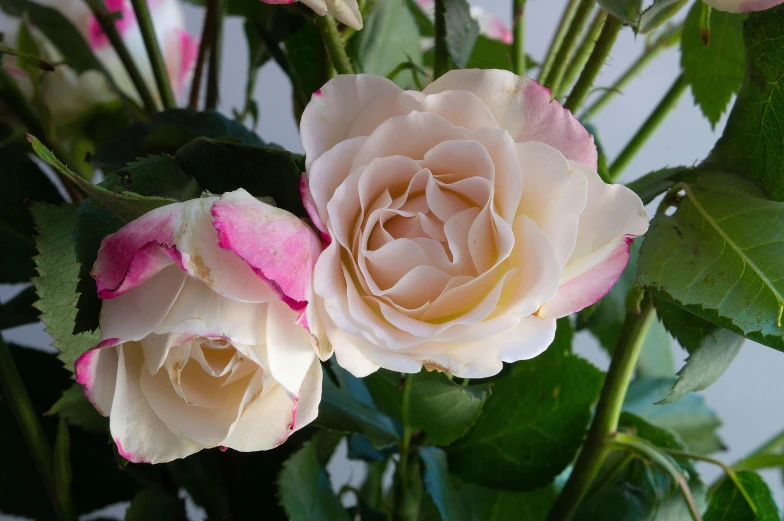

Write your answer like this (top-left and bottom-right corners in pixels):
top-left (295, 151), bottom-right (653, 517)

top-left (447, 350), bottom-right (603, 490)
top-left (419, 447), bottom-right (466, 521)
top-left (596, 0), bottom-right (644, 26)
top-left (681, 3), bottom-right (745, 127)
top-left (637, 172), bottom-right (784, 352)
top-left (442, 0), bottom-right (480, 68)
top-left (0, 40), bottom-right (53, 71)
top-left (639, 0), bottom-right (689, 33)
top-left (704, 471), bottom-right (778, 521)
top-left (703, 6), bottom-right (784, 200)
top-left (278, 435), bottom-right (351, 521)
top-left (125, 489), bottom-right (184, 521)
top-left (48, 383), bottom-right (108, 433)
top-left (661, 328), bottom-right (744, 404)
top-left (31, 203), bottom-right (98, 370)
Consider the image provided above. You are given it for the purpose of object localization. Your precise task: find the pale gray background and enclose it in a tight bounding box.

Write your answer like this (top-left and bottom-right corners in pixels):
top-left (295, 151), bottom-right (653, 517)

top-left (3, 0), bottom-right (784, 518)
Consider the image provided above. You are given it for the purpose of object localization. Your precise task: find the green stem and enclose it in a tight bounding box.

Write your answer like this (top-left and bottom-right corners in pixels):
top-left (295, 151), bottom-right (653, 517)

top-left (556, 10), bottom-right (607, 99)
top-left (540, 0), bottom-right (594, 91)
top-left (82, 0), bottom-right (158, 112)
top-left (0, 338), bottom-right (76, 521)
top-left (512, 0), bottom-right (527, 75)
top-left (0, 67), bottom-right (85, 199)
top-left (547, 296), bottom-right (656, 521)
top-left (538, 0), bottom-right (581, 83)
top-left (563, 14), bottom-right (623, 113)
top-left (612, 435), bottom-right (703, 521)
top-left (205, 0), bottom-right (225, 110)
top-left (130, 0), bottom-right (176, 109)
top-left (316, 15), bottom-right (355, 76)
top-left (433, 0), bottom-right (449, 80)
top-left (609, 73), bottom-right (688, 180)
top-left (580, 26), bottom-right (681, 120)
top-left (393, 375), bottom-right (415, 521)
top-left (188, 0), bottom-right (215, 110)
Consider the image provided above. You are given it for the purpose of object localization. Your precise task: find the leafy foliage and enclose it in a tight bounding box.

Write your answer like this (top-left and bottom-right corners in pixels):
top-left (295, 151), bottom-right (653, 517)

top-left (125, 489), bottom-right (186, 521)
top-left (420, 446), bottom-right (466, 521)
top-left (703, 6), bottom-right (784, 200)
top-left (703, 471), bottom-right (778, 521)
top-left (681, 3), bottom-right (745, 128)
top-left (441, 0), bottom-right (480, 68)
top-left (48, 383), bottom-right (108, 433)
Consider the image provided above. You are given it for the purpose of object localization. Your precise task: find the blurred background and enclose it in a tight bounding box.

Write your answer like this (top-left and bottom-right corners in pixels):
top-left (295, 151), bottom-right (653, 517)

top-left (3, 0), bottom-right (784, 518)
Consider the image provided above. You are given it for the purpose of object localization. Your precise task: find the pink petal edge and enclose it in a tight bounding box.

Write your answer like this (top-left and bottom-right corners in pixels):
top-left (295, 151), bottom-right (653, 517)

top-left (74, 338), bottom-right (121, 413)
top-left (300, 175), bottom-right (332, 246)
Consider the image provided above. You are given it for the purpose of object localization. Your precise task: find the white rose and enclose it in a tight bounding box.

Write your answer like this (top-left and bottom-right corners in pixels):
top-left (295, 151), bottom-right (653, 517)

top-left (702, 0), bottom-right (782, 12)
top-left (75, 189), bottom-right (325, 463)
top-left (1, 0), bottom-right (197, 122)
top-left (301, 69), bottom-right (649, 379)
top-left (260, 0), bottom-right (363, 30)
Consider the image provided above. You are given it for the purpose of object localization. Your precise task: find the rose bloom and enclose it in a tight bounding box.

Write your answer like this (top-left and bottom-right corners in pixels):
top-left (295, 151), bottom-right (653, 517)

top-left (1, 0), bottom-right (197, 123)
top-left (75, 190), bottom-right (324, 463)
top-left (702, 0), bottom-right (782, 11)
top-left (261, 0), bottom-right (362, 30)
top-left (302, 69), bottom-right (649, 378)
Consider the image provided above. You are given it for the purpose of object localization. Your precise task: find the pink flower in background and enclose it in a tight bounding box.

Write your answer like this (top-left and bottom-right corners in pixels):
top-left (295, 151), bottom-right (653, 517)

top-left (1, 0), bottom-right (197, 122)
top-left (75, 190), bottom-right (324, 464)
top-left (417, 0), bottom-right (512, 43)
top-left (702, 0), bottom-right (783, 11)
top-left (302, 70), bottom-right (648, 379)
top-left (261, 0), bottom-right (363, 30)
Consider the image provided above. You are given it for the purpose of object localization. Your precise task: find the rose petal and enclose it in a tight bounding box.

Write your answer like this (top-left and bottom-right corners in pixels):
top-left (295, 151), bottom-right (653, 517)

top-left (75, 344), bottom-right (119, 416)
top-left (221, 381), bottom-right (297, 451)
top-left (264, 300), bottom-right (318, 396)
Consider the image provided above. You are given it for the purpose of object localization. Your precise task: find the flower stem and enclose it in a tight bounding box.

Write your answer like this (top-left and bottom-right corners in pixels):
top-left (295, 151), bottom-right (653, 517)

top-left (433, 0), bottom-right (449, 80)
top-left (0, 337), bottom-right (76, 521)
top-left (609, 73), bottom-right (688, 180)
top-left (539, 0), bottom-right (594, 91)
top-left (512, 0), bottom-right (527, 75)
top-left (547, 296), bottom-right (656, 521)
top-left (188, 0), bottom-right (215, 110)
top-left (316, 15), bottom-right (355, 76)
top-left (130, 0), bottom-right (176, 109)
top-left (580, 25), bottom-right (681, 121)
top-left (82, 0), bottom-right (158, 112)
top-left (393, 374), bottom-right (415, 521)
top-left (205, 0), bottom-right (226, 110)
top-left (556, 9), bottom-right (608, 99)
top-left (563, 14), bottom-right (623, 114)
top-left (538, 0), bottom-right (581, 83)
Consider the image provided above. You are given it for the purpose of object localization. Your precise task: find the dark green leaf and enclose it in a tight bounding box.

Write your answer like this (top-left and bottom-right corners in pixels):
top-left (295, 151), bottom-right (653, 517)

top-left (125, 489), bottom-right (185, 521)
top-left (654, 297), bottom-right (719, 353)
top-left (681, 3), bottom-right (745, 127)
top-left (0, 40), bottom-right (54, 71)
top-left (639, 0), bottom-right (689, 34)
top-left (660, 328), bottom-right (744, 404)
top-left (465, 35), bottom-right (511, 71)
top-left (0, 286), bottom-right (40, 330)
top-left (109, 156), bottom-right (202, 201)
top-left (596, 0), bottom-right (644, 26)
top-left (454, 478), bottom-right (555, 521)
top-left (637, 172), bottom-right (784, 352)
top-left (175, 138), bottom-right (305, 217)
top-left (419, 446), bottom-right (466, 521)
top-left (703, 6), bottom-right (784, 200)
top-left (284, 22), bottom-right (329, 97)
top-left (31, 203), bottom-right (99, 370)
top-left (447, 350), bottom-right (603, 490)
top-left (28, 135), bottom-right (175, 222)
top-left (442, 0), bottom-right (480, 68)
top-left (277, 435), bottom-right (351, 521)
top-left (167, 450), bottom-right (230, 520)
top-left (48, 383), bottom-right (108, 433)
top-left (364, 369), bottom-right (405, 423)
top-left (347, 433), bottom-right (392, 462)
top-left (704, 471), bottom-right (778, 521)
top-left (624, 377), bottom-right (723, 454)
top-left (348, 0), bottom-right (422, 88)
top-left (406, 0), bottom-right (434, 37)
top-left (625, 167), bottom-right (687, 206)
top-left (52, 419), bottom-right (72, 511)
top-left (0, 144), bottom-right (63, 283)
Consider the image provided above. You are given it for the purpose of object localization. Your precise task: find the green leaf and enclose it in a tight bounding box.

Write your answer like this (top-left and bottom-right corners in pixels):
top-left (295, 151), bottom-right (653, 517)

top-left (596, 0), bottom-right (644, 26)
top-left (447, 350), bottom-right (603, 490)
top-left (316, 367), bottom-right (401, 447)
top-left (284, 22), bottom-right (329, 100)
top-left (175, 138), bottom-right (305, 217)
top-left (347, 0), bottom-right (422, 88)
top-left (409, 371), bottom-right (488, 446)
top-left (639, 0), bottom-right (689, 34)
top-left (0, 286), bottom-right (40, 330)
top-left (28, 135), bottom-right (175, 222)
top-left (703, 6), bottom-right (784, 200)
top-left (0, 144), bottom-right (63, 283)
top-left (442, 0), bottom-right (480, 69)
top-left (31, 203), bottom-right (99, 370)
top-left (419, 446), bottom-right (466, 521)
top-left (406, 0), bottom-right (434, 36)
top-left (624, 377), bottom-right (723, 454)
top-left (48, 383), bottom-right (108, 433)
top-left (363, 368), bottom-right (405, 422)
top-left (278, 435), bottom-right (351, 521)
top-left (654, 297), bottom-right (719, 353)
top-left (454, 478), bottom-right (555, 521)
top-left (0, 41), bottom-right (53, 71)
top-left (625, 166), bottom-right (688, 206)
top-left (704, 471), bottom-right (778, 521)
top-left (681, 3), bottom-right (745, 128)
top-left (125, 489), bottom-right (185, 521)
top-left (637, 172), bottom-right (784, 352)
top-left (107, 156), bottom-right (202, 202)
top-left (660, 328), bottom-right (744, 404)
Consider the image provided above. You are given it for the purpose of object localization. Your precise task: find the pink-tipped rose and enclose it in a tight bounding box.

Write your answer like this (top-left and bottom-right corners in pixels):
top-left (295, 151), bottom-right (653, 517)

top-left (301, 70), bottom-right (648, 379)
top-left (75, 189), bottom-right (325, 464)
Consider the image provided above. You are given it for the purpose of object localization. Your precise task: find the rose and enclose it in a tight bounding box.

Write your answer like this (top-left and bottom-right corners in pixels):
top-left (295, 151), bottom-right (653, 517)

top-left (1, 0), bottom-right (197, 123)
top-left (302, 69), bottom-right (649, 378)
top-left (702, 0), bottom-right (783, 11)
top-left (74, 189), bottom-right (325, 463)
top-left (417, 0), bottom-right (512, 43)
top-left (260, 0), bottom-right (362, 30)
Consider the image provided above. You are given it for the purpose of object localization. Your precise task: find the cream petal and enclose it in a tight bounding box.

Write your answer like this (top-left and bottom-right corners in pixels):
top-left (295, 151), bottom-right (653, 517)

top-left (419, 89), bottom-right (499, 130)
top-left (308, 136), bottom-right (367, 226)
top-left (380, 265), bottom-right (453, 310)
top-left (139, 333), bottom-right (193, 376)
top-left (325, 0), bottom-right (363, 30)
top-left (75, 344), bottom-right (118, 416)
top-left (468, 126), bottom-right (524, 224)
top-left (425, 175), bottom-right (471, 222)
top-left (110, 344), bottom-right (200, 464)
top-left (347, 92), bottom-right (422, 138)
top-left (291, 358), bottom-right (323, 431)
top-left (265, 300), bottom-right (319, 396)
top-left (221, 381), bottom-right (297, 451)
